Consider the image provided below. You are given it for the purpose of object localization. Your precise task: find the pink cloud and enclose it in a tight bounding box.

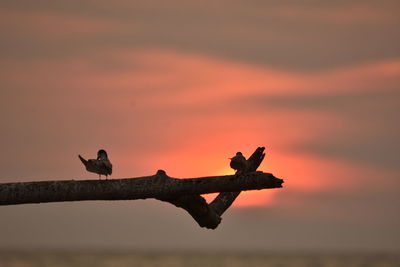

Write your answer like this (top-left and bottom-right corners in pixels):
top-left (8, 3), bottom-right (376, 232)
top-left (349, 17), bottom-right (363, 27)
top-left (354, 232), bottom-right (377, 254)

top-left (272, 4), bottom-right (399, 24)
top-left (0, 9), bottom-right (131, 38)
top-left (2, 48), bottom-right (398, 208)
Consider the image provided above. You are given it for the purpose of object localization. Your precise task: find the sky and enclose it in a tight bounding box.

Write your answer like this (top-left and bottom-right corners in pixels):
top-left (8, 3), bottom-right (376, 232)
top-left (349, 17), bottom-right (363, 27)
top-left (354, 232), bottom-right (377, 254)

top-left (0, 0), bottom-right (399, 252)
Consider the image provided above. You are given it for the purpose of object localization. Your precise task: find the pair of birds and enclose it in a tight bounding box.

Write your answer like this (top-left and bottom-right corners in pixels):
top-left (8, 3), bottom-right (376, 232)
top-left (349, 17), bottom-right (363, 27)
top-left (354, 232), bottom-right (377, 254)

top-left (78, 149), bottom-right (247, 179)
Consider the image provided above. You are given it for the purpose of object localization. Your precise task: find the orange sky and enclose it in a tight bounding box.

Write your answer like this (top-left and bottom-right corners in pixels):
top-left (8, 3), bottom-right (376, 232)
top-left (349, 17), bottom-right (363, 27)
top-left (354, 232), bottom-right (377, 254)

top-left (0, 0), bottom-right (399, 252)
top-left (2, 47), bottom-right (398, 210)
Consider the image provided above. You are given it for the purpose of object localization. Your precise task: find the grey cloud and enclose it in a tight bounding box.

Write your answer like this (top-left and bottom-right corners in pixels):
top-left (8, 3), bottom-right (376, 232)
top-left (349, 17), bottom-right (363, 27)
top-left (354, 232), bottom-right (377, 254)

top-left (1, 0), bottom-right (399, 70)
top-left (1, 194), bottom-right (399, 252)
top-left (1, 0), bottom-right (399, 253)
top-left (242, 89), bottom-right (400, 112)
top-left (292, 136), bottom-right (399, 170)
top-left (240, 89), bottom-right (400, 170)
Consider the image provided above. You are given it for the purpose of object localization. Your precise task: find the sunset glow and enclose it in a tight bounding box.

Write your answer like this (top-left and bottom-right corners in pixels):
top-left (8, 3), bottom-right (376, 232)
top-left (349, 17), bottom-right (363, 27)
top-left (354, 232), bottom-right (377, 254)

top-left (1, 0), bottom-right (399, 252)
top-left (2, 48), bottom-right (398, 208)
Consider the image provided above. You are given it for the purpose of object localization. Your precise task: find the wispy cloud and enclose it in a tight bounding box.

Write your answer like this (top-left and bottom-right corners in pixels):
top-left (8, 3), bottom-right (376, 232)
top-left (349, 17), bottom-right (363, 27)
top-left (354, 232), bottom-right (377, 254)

top-left (0, 8), bottom-right (130, 38)
top-left (1, 0), bottom-right (399, 251)
top-left (1, 48), bottom-right (398, 202)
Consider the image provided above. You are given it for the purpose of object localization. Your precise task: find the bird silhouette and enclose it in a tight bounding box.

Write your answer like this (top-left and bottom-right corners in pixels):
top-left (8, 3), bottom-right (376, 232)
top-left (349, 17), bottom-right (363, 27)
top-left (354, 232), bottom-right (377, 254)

top-left (78, 149), bottom-right (112, 179)
top-left (229, 152), bottom-right (248, 174)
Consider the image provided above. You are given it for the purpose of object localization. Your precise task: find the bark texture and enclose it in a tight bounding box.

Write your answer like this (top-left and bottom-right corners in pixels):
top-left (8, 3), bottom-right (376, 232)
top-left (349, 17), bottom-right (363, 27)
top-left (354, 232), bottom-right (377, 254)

top-left (0, 147), bottom-right (283, 229)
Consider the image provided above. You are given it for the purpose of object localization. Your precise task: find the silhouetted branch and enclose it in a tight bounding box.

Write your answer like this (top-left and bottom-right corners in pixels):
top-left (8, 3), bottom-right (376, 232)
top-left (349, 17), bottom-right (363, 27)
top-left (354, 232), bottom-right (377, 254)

top-left (0, 171), bottom-right (281, 205)
top-left (0, 147), bottom-right (283, 229)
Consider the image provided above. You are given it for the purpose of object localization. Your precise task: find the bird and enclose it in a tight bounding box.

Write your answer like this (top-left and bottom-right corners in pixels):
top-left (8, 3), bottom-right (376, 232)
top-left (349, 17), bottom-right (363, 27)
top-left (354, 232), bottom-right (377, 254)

top-left (229, 152), bottom-right (248, 174)
top-left (78, 149), bottom-right (112, 179)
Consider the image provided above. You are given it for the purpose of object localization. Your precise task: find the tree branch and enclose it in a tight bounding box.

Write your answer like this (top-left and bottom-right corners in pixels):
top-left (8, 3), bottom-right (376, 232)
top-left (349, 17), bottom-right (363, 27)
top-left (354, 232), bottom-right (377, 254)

top-left (0, 147), bottom-right (283, 229)
top-left (0, 171), bottom-right (282, 205)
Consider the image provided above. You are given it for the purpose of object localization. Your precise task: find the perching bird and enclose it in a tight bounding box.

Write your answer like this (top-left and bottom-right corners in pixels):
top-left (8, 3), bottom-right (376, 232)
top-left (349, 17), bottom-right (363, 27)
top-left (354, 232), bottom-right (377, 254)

top-left (78, 149), bottom-right (112, 179)
top-left (229, 152), bottom-right (248, 174)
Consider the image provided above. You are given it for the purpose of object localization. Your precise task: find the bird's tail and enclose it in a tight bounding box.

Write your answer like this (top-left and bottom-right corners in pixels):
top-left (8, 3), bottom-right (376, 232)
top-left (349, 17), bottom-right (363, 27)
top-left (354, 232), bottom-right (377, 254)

top-left (78, 155), bottom-right (88, 167)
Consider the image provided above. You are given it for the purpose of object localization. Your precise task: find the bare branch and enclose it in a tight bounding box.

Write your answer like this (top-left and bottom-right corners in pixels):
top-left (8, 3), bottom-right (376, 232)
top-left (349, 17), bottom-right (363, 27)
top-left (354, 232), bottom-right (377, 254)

top-left (0, 170), bottom-right (282, 206)
top-left (0, 147), bottom-right (283, 229)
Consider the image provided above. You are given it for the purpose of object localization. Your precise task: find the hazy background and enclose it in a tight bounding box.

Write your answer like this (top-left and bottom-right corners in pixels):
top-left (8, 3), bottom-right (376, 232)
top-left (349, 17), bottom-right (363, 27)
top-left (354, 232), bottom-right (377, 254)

top-left (0, 0), bottom-right (399, 253)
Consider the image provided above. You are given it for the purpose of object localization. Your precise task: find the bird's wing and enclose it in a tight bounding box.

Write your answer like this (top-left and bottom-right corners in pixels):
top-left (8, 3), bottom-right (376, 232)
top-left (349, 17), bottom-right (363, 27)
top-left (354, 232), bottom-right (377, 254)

top-left (84, 159), bottom-right (102, 173)
top-left (79, 155), bottom-right (112, 175)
